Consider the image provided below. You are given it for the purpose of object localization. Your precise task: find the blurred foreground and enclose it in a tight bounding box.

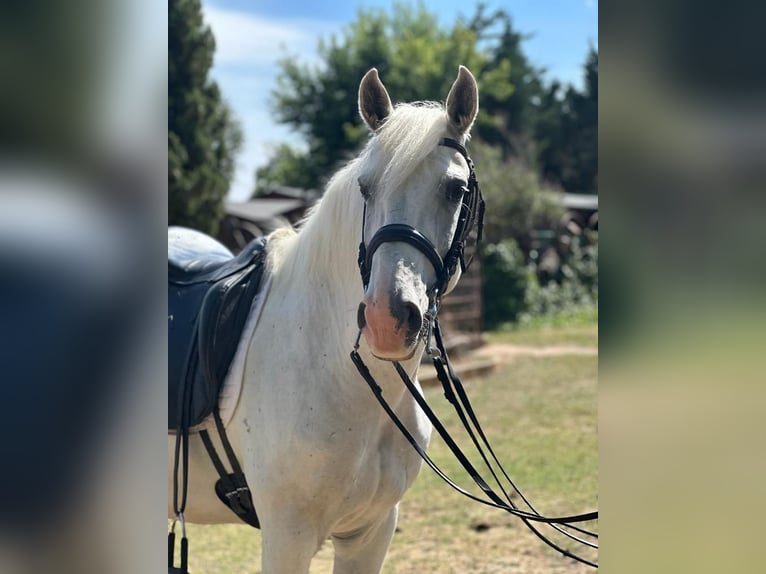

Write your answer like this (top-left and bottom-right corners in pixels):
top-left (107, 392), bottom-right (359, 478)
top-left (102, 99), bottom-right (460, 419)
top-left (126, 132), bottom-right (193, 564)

top-left (601, 1), bottom-right (766, 572)
top-left (0, 1), bottom-right (166, 573)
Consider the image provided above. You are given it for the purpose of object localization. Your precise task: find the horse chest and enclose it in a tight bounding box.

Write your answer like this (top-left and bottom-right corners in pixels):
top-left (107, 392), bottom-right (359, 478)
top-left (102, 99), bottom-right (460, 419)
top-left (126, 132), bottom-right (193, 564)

top-left (292, 430), bottom-right (419, 537)
top-left (247, 385), bottom-right (425, 515)
top-left (315, 397), bottom-right (429, 520)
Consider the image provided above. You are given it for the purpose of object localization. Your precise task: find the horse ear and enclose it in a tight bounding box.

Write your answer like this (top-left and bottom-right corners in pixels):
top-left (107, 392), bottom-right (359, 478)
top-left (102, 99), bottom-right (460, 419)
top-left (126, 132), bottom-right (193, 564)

top-left (446, 66), bottom-right (479, 135)
top-left (359, 68), bottom-right (393, 131)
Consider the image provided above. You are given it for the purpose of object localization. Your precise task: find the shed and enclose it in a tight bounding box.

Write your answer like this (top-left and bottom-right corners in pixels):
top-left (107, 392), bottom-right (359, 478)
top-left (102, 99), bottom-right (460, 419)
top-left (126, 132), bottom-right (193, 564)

top-left (218, 197), bottom-right (312, 252)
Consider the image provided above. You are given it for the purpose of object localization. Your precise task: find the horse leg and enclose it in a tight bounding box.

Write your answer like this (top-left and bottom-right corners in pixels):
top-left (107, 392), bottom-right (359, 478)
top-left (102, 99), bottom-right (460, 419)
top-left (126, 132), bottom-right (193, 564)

top-left (331, 506), bottom-right (398, 574)
top-left (259, 506), bottom-right (324, 574)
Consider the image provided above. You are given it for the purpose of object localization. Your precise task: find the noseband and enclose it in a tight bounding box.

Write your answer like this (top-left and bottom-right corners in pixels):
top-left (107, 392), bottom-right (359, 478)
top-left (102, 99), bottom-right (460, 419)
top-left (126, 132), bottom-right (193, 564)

top-left (356, 137), bottom-right (485, 302)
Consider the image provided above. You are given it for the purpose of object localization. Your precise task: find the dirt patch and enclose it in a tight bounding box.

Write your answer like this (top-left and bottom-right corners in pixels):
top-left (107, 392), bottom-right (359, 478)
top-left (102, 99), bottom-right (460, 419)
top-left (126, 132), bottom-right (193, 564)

top-left (475, 343), bottom-right (598, 362)
top-left (420, 343), bottom-right (598, 386)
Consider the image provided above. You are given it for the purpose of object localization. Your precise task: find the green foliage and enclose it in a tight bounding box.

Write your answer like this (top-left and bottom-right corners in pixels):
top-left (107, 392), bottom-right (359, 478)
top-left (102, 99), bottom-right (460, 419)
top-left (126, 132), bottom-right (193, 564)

top-left (536, 46), bottom-right (598, 194)
top-left (522, 234), bottom-right (599, 322)
top-left (467, 5), bottom-right (546, 162)
top-left (482, 233), bottom-right (598, 328)
top-left (253, 143), bottom-right (316, 193)
top-left (169, 0), bottom-right (242, 234)
top-left (482, 239), bottom-right (530, 328)
top-left (257, 2), bottom-right (492, 194)
top-left (471, 140), bottom-right (564, 250)
top-left (261, 2), bottom-right (597, 198)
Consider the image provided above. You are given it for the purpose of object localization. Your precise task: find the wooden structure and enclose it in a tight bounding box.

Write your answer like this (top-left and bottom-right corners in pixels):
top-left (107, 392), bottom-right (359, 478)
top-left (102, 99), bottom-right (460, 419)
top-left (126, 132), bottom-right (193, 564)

top-left (217, 186), bottom-right (318, 253)
top-left (437, 239), bottom-right (484, 356)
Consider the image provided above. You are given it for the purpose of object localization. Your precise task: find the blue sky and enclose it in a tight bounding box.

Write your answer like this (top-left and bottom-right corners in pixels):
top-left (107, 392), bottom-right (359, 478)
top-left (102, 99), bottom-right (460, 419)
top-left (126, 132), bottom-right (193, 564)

top-left (201, 1), bottom-right (598, 200)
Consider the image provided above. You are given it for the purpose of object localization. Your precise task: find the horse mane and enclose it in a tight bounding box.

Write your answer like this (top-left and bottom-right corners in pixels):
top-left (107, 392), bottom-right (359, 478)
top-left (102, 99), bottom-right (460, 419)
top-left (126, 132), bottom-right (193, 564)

top-left (267, 102), bottom-right (450, 283)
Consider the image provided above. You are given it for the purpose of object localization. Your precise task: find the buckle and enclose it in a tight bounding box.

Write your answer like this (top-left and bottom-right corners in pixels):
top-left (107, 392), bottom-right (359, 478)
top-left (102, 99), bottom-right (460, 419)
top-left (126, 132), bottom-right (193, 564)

top-left (172, 512), bottom-right (186, 538)
top-left (423, 294), bottom-right (441, 358)
top-left (225, 486), bottom-right (250, 499)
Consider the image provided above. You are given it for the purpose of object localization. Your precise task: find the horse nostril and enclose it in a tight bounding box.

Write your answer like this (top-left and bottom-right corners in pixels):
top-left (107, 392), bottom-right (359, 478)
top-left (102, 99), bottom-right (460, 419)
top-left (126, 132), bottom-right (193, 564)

top-left (403, 302), bottom-right (422, 337)
top-left (357, 302), bottom-right (367, 330)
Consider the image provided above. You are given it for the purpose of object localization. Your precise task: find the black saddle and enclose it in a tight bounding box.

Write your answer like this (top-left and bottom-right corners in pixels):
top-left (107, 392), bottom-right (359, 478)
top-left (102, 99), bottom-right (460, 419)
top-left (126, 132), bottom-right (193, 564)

top-left (168, 227), bottom-right (268, 430)
top-left (168, 228), bottom-right (265, 574)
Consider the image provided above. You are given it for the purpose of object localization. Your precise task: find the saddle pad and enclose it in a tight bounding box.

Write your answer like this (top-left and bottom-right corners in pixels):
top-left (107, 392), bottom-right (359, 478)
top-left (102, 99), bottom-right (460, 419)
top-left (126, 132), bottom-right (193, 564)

top-left (168, 235), bottom-right (268, 431)
top-left (195, 275), bottom-right (271, 432)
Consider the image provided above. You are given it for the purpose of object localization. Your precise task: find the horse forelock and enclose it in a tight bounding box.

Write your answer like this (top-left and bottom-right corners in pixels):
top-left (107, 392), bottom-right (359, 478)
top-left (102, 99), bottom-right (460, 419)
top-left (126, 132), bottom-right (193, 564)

top-left (362, 102), bottom-right (450, 193)
top-left (268, 102), bottom-right (455, 287)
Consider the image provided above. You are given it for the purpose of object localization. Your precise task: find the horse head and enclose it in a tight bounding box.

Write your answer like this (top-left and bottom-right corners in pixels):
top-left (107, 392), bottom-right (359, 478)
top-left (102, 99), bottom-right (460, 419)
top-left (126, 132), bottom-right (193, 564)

top-left (355, 66), bottom-right (480, 361)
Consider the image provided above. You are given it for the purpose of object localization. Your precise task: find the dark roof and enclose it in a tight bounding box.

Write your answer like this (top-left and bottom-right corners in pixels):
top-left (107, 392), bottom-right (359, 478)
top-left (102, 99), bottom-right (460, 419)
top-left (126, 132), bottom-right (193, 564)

top-left (225, 199), bottom-right (306, 222)
top-left (562, 193), bottom-right (598, 211)
top-left (257, 185), bottom-right (321, 201)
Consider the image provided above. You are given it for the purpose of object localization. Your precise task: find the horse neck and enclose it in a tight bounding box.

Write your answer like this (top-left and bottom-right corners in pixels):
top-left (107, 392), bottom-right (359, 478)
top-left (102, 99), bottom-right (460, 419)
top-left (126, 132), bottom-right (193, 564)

top-left (268, 165), bottom-right (365, 354)
top-left (291, 170), bottom-right (363, 301)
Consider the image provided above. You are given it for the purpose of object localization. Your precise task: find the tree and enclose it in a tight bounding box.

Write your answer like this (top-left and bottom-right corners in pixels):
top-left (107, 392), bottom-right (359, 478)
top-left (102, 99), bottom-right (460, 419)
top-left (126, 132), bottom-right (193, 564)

top-left (536, 46), bottom-right (598, 194)
top-left (169, 0), bottom-right (242, 234)
top-left (470, 140), bottom-right (564, 251)
top-left (565, 46), bottom-right (598, 194)
top-left (256, 2), bottom-right (489, 194)
top-left (261, 2), bottom-right (597, 198)
top-left (467, 4), bottom-right (546, 163)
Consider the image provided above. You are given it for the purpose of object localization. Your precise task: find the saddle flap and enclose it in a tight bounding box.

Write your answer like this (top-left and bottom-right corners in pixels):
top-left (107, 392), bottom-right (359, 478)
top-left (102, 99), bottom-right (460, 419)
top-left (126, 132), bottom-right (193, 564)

top-left (168, 233), bottom-right (268, 431)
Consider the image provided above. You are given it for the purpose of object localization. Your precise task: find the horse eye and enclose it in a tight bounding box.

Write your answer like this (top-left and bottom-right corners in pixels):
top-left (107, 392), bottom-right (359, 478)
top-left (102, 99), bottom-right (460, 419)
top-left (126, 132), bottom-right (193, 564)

top-left (445, 180), bottom-right (467, 203)
top-left (358, 177), bottom-right (371, 199)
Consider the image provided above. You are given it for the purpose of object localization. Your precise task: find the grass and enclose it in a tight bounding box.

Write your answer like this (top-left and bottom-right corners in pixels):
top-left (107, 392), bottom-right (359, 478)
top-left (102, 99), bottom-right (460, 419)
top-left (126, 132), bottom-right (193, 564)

top-left (486, 307), bottom-right (598, 348)
top-left (182, 320), bottom-right (598, 573)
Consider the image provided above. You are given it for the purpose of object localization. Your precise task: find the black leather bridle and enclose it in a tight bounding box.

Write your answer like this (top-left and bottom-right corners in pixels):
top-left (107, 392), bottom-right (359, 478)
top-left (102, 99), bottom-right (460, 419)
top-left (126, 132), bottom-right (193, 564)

top-left (357, 137), bottom-right (484, 302)
top-left (351, 137), bottom-right (599, 568)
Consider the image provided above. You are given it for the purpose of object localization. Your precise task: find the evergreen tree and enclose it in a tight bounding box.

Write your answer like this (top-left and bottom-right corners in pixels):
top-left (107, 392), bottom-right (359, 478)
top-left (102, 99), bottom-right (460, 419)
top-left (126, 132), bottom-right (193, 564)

top-left (566, 47), bottom-right (598, 194)
top-left (536, 47), bottom-right (598, 194)
top-left (169, 0), bottom-right (242, 234)
top-left (467, 4), bottom-right (545, 163)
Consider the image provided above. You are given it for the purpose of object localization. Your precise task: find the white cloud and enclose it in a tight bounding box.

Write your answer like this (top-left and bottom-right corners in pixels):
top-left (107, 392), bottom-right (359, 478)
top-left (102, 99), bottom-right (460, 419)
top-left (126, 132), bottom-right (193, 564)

top-left (203, 4), bottom-right (339, 67)
top-left (199, 3), bottom-right (343, 199)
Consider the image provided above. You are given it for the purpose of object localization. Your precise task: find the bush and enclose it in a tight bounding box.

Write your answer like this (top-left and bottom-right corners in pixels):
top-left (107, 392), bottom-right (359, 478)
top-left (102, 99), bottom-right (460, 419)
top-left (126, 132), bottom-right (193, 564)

top-left (482, 233), bottom-right (598, 328)
top-left (522, 233), bottom-right (598, 322)
top-left (471, 140), bottom-right (564, 250)
top-left (481, 239), bottom-right (531, 328)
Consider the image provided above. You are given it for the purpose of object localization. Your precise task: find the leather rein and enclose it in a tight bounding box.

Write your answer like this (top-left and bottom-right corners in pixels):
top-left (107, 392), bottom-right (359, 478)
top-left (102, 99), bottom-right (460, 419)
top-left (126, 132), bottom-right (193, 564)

top-left (350, 137), bottom-right (599, 568)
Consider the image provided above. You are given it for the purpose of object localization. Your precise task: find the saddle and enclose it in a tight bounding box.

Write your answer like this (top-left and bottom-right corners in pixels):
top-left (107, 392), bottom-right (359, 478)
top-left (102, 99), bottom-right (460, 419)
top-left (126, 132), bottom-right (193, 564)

top-left (168, 227), bottom-right (268, 430)
top-left (168, 227), bottom-right (265, 573)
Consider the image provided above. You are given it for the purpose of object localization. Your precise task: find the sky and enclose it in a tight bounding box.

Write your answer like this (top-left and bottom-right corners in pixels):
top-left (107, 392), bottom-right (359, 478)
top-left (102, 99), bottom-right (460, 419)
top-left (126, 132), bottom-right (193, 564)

top-left (201, 0), bottom-right (598, 201)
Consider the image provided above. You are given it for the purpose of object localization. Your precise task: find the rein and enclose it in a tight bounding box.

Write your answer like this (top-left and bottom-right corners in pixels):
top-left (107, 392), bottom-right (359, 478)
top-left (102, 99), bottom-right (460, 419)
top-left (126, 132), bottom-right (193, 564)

top-left (351, 137), bottom-right (599, 568)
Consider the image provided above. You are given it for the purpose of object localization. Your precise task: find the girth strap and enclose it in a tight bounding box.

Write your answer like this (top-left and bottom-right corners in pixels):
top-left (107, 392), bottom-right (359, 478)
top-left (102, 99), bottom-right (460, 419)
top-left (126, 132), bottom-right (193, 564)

top-left (199, 409), bottom-right (260, 529)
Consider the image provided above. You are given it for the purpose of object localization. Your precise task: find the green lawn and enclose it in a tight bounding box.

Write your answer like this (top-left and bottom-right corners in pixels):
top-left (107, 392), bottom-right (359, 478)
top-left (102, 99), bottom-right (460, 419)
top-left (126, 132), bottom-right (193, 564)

top-left (486, 308), bottom-right (598, 348)
top-left (182, 322), bottom-right (598, 573)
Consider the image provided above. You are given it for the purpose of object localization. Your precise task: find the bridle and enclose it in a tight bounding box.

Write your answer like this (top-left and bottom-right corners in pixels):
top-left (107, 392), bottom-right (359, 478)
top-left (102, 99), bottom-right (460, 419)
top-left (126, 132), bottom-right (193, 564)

top-left (357, 137), bottom-right (484, 306)
top-left (351, 137), bottom-right (599, 567)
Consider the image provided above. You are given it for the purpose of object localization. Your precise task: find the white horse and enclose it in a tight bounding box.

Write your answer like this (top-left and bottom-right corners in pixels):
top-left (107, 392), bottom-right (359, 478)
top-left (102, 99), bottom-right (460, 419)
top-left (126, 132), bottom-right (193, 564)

top-left (169, 65), bottom-right (480, 573)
